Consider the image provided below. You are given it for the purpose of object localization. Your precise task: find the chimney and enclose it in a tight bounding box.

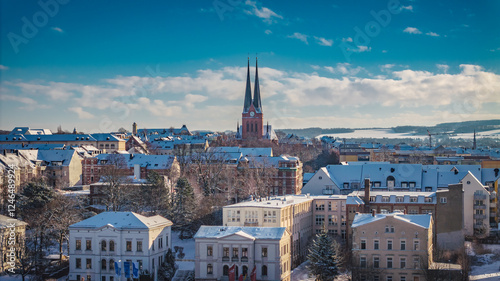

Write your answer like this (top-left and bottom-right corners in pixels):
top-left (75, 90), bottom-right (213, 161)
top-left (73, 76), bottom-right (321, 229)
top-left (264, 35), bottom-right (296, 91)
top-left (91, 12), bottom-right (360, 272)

top-left (364, 178), bottom-right (371, 205)
top-left (372, 209), bottom-right (376, 217)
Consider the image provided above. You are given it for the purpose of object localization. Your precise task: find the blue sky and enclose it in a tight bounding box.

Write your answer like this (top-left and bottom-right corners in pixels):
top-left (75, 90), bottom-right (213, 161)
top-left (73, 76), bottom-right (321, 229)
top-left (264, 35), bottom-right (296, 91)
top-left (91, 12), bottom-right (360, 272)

top-left (1, 0), bottom-right (499, 133)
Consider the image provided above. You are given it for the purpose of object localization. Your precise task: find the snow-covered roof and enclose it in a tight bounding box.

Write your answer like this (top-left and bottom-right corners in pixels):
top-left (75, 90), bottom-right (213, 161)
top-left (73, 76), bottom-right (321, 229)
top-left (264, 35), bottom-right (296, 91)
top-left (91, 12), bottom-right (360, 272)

top-left (95, 154), bottom-right (176, 169)
top-left (194, 226), bottom-right (287, 240)
top-left (346, 191), bottom-right (436, 204)
top-left (352, 213), bottom-right (432, 229)
top-left (224, 195), bottom-right (314, 209)
top-left (69, 212), bottom-right (172, 230)
top-left (0, 214), bottom-right (28, 228)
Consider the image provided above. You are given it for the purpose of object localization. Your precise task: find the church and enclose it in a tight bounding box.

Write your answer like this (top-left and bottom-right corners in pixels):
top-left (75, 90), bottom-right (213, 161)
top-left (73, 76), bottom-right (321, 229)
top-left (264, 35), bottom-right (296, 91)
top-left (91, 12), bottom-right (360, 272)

top-left (236, 58), bottom-right (277, 142)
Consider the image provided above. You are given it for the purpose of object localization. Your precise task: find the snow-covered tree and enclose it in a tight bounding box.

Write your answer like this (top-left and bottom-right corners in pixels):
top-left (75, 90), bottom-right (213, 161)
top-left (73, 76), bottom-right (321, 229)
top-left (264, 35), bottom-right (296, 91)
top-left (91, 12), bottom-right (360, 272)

top-left (307, 228), bottom-right (340, 281)
top-left (157, 248), bottom-right (177, 281)
top-left (172, 177), bottom-right (196, 239)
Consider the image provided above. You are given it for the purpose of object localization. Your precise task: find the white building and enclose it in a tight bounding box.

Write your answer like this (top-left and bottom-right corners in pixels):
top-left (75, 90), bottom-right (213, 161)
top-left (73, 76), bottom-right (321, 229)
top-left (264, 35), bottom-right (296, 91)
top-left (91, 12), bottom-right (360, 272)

top-left (194, 226), bottom-right (291, 281)
top-left (68, 212), bottom-right (173, 281)
top-left (461, 172), bottom-right (491, 236)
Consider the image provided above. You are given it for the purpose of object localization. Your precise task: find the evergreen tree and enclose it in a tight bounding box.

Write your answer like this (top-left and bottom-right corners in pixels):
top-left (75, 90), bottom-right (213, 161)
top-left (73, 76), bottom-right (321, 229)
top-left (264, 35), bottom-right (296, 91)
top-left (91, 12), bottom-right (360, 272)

top-left (307, 228), bottom-right (340, 281)
top-left (142, 171), bottom-right (171, 215)
top-left (157, 248), bottom-right (177, 281)
top-left (172, 177), bottom-right (196, 239)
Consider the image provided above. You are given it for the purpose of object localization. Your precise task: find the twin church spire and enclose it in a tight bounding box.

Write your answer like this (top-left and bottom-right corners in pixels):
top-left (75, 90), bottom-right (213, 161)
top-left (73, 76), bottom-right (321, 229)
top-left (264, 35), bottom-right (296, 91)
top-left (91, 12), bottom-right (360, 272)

top-left (243, 58), bottom-right (262, 113)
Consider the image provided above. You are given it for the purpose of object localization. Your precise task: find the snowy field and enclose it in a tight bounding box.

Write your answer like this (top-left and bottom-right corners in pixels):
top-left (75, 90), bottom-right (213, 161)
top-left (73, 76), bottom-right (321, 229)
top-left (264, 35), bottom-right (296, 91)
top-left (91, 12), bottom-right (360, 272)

top-left (468, 242), bottom-right (500, 281)
top-left (318, 128), bottom-right (500, 140)
top-left (171, 231), bottom-right (196, 271)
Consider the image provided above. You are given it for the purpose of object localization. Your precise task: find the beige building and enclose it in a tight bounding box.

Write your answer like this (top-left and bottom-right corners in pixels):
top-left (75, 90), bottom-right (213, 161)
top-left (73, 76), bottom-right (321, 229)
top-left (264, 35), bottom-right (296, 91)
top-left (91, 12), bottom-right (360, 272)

top-left (311, 195), bottom-right (348, 240)
top-left (0, 215), bottom-right (28, 273)
top-left (194, 226), bottom-right (291, 281)
top-left (351, 213), bottom-right (433, 281)
top-left (461, 172), bottom-right (491, 236)
top-left (222, 195), bottom-right (313, 267)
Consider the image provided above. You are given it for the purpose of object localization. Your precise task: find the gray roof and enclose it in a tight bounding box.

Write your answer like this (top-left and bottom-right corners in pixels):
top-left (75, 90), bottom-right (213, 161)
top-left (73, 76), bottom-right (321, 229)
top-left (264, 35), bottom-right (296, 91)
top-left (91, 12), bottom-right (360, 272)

top-left (352, 213), bottom-right (432, 229)
top-left (69, 212), bottom-right (172, 230)
top-left (194, 226), bottom-right (287, 240)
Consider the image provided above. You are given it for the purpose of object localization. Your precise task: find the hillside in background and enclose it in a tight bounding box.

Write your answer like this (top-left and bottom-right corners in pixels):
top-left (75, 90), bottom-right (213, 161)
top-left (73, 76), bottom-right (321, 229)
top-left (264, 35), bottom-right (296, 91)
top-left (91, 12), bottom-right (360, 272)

top-left (277, 119), bottom-right (500, 139)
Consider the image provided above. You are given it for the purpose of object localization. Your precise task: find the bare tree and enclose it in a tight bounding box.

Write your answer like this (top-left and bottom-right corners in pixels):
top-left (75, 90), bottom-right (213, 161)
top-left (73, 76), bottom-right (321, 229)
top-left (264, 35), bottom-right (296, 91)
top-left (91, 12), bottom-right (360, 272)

top-left (99, 154), bottom-right (130, 211)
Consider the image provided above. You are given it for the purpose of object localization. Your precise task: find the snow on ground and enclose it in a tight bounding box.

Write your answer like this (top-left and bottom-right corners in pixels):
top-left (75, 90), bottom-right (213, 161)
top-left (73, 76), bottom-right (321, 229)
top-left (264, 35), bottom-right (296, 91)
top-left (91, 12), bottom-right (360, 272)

top-left (469, 242), bottom-right (500, 281)
top-left (290, 262), bottom-right (350, 281)
top-left (171, 231), bottom-right (196, 271)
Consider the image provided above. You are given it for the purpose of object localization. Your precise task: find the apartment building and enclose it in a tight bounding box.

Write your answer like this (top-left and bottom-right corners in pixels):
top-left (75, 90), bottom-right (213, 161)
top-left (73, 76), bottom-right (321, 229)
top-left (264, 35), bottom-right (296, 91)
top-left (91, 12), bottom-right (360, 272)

top-left (311, 195), bottom-right (348, 240)
top-left (0, 215), bottom-right (27, 273)
top-left (351, 213), bottom-right (433, 281)
top-left (222, 195), bottom-right (313, 267)
top-left (194, 226), bottom-right (291, 281)
top-left (68, 212), bottom-right (172, 281)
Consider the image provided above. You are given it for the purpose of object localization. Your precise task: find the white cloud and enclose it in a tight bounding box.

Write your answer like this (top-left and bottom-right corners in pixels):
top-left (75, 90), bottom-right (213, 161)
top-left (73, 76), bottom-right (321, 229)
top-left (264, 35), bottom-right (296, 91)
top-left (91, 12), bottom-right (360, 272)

top-left (355, 46), bottom-right (371, 52)
top-left (314, 36), bottom-right (333, 46)
top-left (426, 32), bottom-right (440, 37)
top-left (287, 32), bottom-right (308, 44)
top-left (265, 29), bottom-right (272, 35)
top-left (68, 107), bottom-right (94, 119)
top-left (0, 94), bottom-right (36, 105)
top-left (245, 0), bottom-right (283, 23)
top-left (382, 50), bottom-right (388, 53)
top-left (401, 5), bottom-right (413, 11)
top-left (0, 65), bottom-right (9, 70)
top-left (403, 27), bottom-right (422, 34)
top-left (342, 37), bottom-right (353, 42)
top-left (310, 65), bottom-right (321, 70)
top-left (51, 27), bottom-right (64, 33)
top-left (436, 64), bottom-right (449, 73)
top-left (324, 63), bottom-right (365, 76)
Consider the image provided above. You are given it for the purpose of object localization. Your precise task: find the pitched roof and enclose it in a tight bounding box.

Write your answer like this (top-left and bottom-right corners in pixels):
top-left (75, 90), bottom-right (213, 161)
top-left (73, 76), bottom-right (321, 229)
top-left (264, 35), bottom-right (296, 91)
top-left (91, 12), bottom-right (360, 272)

top-left (69, 212), bottom-right (172, 229)
top-left (194, 226), bottom-right (287, 240)
top-left (352, 213), bottom-right (432, 229)
top-left (243, 58), bottom-right (253, 113)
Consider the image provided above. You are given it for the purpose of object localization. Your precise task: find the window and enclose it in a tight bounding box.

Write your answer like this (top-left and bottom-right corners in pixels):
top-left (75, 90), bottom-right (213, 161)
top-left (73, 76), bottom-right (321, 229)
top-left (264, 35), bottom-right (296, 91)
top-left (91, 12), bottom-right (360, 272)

top-left (207, 245), bottom-right (213, 256)
top-left (101, 259), bottom-right (106, 270)
top-left (440, 197), bottom-right (447, 203)
top-left (207, 264), bottom-right (213, 275)
top-left (370, 196), bottom-right (376, 202)
top-left (425, 197), bottom-right (432, 203)
top-left (360, 257), bottom-right (367, 268)
top-left (387, 257), bottom-right (393, 268)
top-left (223, 247), bottom-right (229, 257)
top-left (86, 239), bottom-right (92, 250)
top-left (126, 241), bottom-right (132, 252)
top-left (243, 266), bottom-right (248, 276)
top-left (361, 240), bottom-right (366, 249)
top-left (110, 259), bottom-right (115, 270)
top-left (410, 197), bottom-right (417, 202)
top-left (232, 248), bottom-right (239, 258)
top-left (382, 196), bottom-right (390, 202)
top-left (109, 240), bottom-right (115, 251)
top-left (262, 265), bottom-right (268, 276)
top-left (401, 240), bottom-right (406, 250)
top-left (328, 202), bottom-right (332, 211)
top-left (373, 182), bottom-right (381, 187)
top-left (315, 215), bottom-right (325, 225)
top-left (413, 257), bottom-right (420, 268)
top-left (400, 277), bottom-right (406, 281)
top-left (87, 275), bottom-right (92, 281)
top-left (137, 241), bottom-right (143, 252)
top-left (328, 215), bottom-right (336, 226)
top-left (374, 240), bottom-right (379, 250)
top-left (414, 240), bottom-right (419, 250)
top-left (102, 277), bottom-right (106, 281)
top-left (315, 203), bottom-right (325, 211)
top-left (76, 240), bottom-right (81, 251)
top-left (390, 226), bottom-right (395, 233)
top-left (387, 240), bottom-right (393, 250)
top-left (86, 258), bottom-right (92, 269)
top-left (374, 257), bottom-right (380, 268)
top-left (401, 182), bottom-right (408, 188)
top-left (343, 182), bottom-right (349, 189)
top-left (396, 196), bottom-right (404, 202)
top-left (409, 182), bottom-right (416, 188)
top-left (223, 265), bottom-right (229, 276)
top-left (400, 257), bottom-right (406, 268)
top-left (387, 276), bottom-right (393, 281)
top-left (76, 258), bottom-right (81, 269)
top-left (242, 248), bottom-right (248, 257)
top-left (101, 240), bottom-right (107, 251)
top-left (158, 237), bottom-right (163, 249)
top-left (387, 176), bottom-right (395, 188)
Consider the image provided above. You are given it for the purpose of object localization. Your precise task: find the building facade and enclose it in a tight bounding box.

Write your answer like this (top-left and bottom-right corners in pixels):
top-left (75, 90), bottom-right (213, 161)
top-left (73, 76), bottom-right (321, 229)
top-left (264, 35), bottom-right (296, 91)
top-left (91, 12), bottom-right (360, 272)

top-left (194, 226), bottom-right (291, 281)
top-left (0, 215), bottom-right (27, 273)
top-left (68, 212), bottom-right (172, 281)
top-left (351, 213), bottom-right (433, 281)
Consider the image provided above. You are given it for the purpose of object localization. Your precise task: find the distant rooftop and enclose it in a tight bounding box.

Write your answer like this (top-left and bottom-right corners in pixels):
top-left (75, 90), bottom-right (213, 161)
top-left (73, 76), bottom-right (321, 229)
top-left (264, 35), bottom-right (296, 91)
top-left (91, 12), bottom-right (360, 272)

top-left (194, 225), bottom-right (287, 240)
top-left (69, 212), bottom-right (172, 230)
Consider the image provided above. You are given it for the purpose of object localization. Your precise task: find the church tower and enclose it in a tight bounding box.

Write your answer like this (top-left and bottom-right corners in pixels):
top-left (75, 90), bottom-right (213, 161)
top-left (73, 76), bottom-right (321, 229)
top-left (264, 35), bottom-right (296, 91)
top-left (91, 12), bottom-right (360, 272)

top-left (241, 58), bottom-right (264, 140)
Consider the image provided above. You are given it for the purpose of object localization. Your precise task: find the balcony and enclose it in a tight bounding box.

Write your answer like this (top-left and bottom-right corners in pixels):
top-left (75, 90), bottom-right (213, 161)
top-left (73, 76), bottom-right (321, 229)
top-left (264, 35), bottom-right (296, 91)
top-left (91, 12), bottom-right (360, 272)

top-left (474, 194), bottom-right (487, 200)
top-left (474, 205), bottom-right (487, 210)
top-left (222, 256), bottom-right (230, 262)
top-left (322, 189), bottom-right (334, 195)
top-left (474, 214), bottom-right (487, 220)
top-left (241, 257), bottom-right (249, 262)
top-left (232, 257), bottom-right (239, 262)
top-left (244, 222), bottom-right (259, 227)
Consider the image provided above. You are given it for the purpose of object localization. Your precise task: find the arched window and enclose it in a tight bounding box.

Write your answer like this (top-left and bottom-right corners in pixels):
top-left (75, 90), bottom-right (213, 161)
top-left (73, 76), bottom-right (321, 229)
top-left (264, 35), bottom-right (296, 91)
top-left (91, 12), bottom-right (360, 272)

top-left (387, 176), bottom-right (395, 188)
top-left (109, 259), bottom-right (115, 270)
top-left (262, 265), bottom-right (268, 276)
top-left (207, 264), bottom-right (213, 274)
top-left (109, 240), bottom-right (115, 252)
top-left (246, 123), bottom-right (249, 132)
top-left (101, 240), bottom-right (107, 251)
top-left (101, 259), bottom-right (107, 270)
top-left (243, 265), bottom-right (248, 276)
top-left (223, 265), bottom-right (229, 276)
top-left (235, 266), bottom-right (239, 277)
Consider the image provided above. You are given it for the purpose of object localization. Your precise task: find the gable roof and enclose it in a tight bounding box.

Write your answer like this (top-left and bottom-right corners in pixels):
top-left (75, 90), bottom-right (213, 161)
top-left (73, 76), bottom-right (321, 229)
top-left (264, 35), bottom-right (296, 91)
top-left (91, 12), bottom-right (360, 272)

top-left (352, 213), bottom-right (432, 229)
top-left (194, 226), bottom-right (287, 240)
top-left (69, 212), bottom-right (172, 230)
